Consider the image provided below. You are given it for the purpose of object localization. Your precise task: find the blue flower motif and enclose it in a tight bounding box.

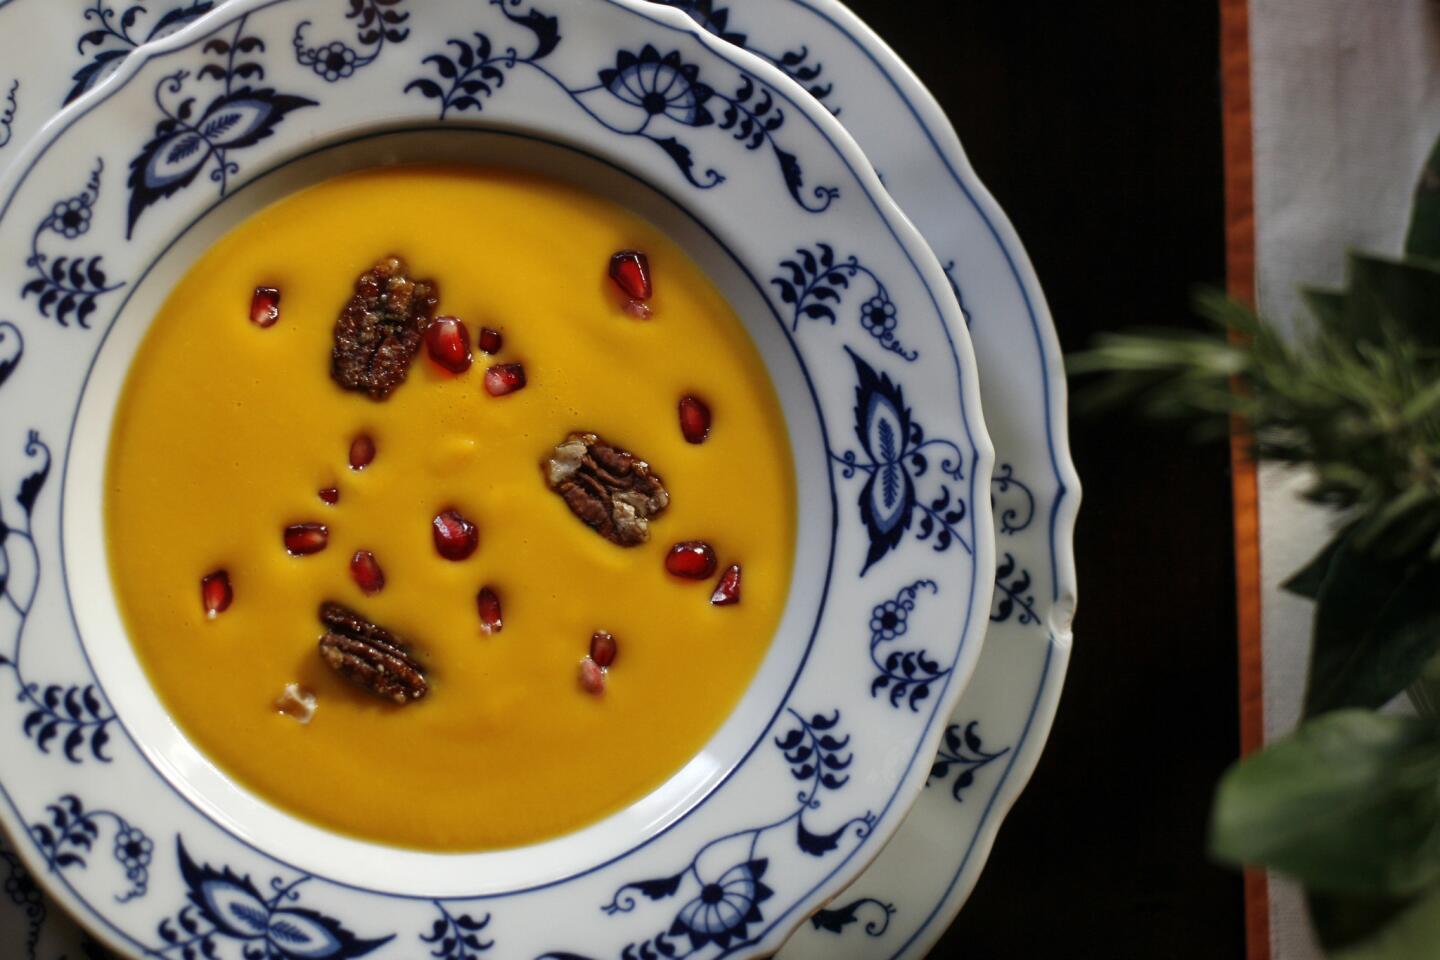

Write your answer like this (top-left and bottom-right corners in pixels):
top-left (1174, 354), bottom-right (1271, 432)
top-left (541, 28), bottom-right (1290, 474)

top-left (152, 840), bottom-right (392, 960)
top-left (860, 295), bottom-right (896, 336)
top-left (869, 598), bottom-right (908, 642)
top-left (49, 198), bottom-right (93, 240)
top-left (600, 45), bottom-right (715, 126)
top-left (114, 825), bottom-right (152, 874)
top-left (311, 41), bottom-right (358, 82)
top-left (668, 860), bottom-right (772, 950)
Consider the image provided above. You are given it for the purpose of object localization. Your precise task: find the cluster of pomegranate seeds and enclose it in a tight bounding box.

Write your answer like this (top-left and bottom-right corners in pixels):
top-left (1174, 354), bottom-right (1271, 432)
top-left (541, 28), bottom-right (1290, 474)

top-left (432, 509), bottom-right (479, 560)
top-left (665, 540), bottom-right (718, 580)
top-left (578, 656), bottom-right (606, 695)
top-left (349, 433), bottom-right (376, 470)
top-left (589, 630), bottom-right (618, 668)
top-left (477, 327), bottom-right (503, 355)
top-left (476, 586), bottom-right (503, 634)
top-left (201, 570), bottom-right (232, 618)
top-left (483, 363), bottom-right (526, 397)
top-left (318, 486), bottom-right (340, 505)
top-left (424, 316), bottom-right (472, 373)
top-left (350, 549), bottom-right (385, 595)
top-left (284, 523), bottom-right (329, 556)
top-left (710, 563), bottom-right (742, 606)
top-left (250, 286), bottom-right (280, 328)
top-left (579, 630), bottom-right (621, 695)
top-left (678, 395), bottom-right (711, 444)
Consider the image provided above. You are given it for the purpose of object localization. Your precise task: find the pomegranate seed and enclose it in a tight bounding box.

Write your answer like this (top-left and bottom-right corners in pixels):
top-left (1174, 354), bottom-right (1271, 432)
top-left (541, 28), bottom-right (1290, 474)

top-left (579, 656), bottom-right (605, 695)
top-left (349, 433), bottom-right (375, 470)
top-left (665, 541), bottom-right (718, 580)
top-left (622, 299), bottom-right (652, 320)
top-left (477, 586), bottom-right (503, 634)
top-left (350, 549), bottom-right (385, 595)
top-left (679, 395), bottom-right (711, 444)
top-left (477, 327), bottom-right (503, 354)
top-left (425, 316), bottom-right (472, 373)
top-left (483, 363), bottom-right (526, 397)
top-left (283, 523), bottom-right (329, 556)
top-left (200, 569), bottom-right (232, 618)
top-left (432, 509), bottom-right (478, 560)
top-left (609, 250), bottom-right (651, 300)
top-left (590, 630), bottom-right (618, 668)
top-left (318, 486), bottom-right (340, 505)
top-left (250, 286), bottom-right (280, 328)
top-left (711, 563), bottom-right (742, 606)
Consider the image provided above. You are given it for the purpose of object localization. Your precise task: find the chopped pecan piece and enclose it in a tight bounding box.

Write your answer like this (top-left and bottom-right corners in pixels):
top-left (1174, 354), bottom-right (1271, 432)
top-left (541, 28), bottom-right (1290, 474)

top-left (544, 433), bottom-right (670, 546)
top-left (316, 601), bottom-right (428, 705)
top-left (330, 256), bottom-right (439, 400)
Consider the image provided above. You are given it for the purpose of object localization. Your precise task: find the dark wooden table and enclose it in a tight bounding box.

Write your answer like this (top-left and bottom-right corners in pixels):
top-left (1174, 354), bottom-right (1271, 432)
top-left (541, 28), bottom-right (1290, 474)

top-left (835, 2), bottom-right (1246, 956)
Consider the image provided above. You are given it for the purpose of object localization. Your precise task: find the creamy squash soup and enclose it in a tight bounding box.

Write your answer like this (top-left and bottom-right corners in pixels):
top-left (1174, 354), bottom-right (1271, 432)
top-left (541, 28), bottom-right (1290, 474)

top-left (105, 165), bottom-right (796, 850)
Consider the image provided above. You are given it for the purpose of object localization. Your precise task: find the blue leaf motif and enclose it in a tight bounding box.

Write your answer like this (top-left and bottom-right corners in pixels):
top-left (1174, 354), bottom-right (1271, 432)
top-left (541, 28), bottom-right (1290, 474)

top-left (203, 882), bottom-right (270, 938)
top-left (267, 909), bottom-right (347, 953)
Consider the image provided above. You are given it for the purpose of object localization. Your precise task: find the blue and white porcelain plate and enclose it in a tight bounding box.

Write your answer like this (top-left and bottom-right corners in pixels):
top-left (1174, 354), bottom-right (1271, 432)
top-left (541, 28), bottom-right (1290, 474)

top-left (0, 0), bottom-right (995, 958)
top-left (0, 0), bottom-right (217, 170)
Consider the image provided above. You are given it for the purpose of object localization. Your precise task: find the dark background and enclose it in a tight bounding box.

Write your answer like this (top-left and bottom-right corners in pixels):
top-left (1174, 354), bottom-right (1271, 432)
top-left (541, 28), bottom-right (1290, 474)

top-left (834, 2), bottom-right (1247, 957)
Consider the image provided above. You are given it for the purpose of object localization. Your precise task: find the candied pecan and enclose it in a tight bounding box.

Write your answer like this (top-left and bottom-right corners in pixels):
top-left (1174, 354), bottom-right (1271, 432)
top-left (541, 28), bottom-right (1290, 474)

top-left (543, 432), bottom-right (669, 546)
top-left (316, 601), bottom-right (428, 704)
top-left (330, 256), bottom-right (439, 399)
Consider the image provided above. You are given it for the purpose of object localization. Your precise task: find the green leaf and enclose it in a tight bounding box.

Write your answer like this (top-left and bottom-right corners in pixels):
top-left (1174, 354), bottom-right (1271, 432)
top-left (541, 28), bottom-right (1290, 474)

top-left (1283, 527), bottom-right (1352, 600)
top-left (1210, 711), bottom-right (1440, 896)
top-left (1343, 254), bottom-right (1440, 350)
top-left (1306, 542), bottom-right (1440, 715)
top-left (1335, 885), bottom-right (1440, 960)
top-left (1303, 286), bottom-right (1350, 332)
top-left (1309, 890), bottom-right (1415, 952)
top-left (1406, 131), bottom-right (1440, 261)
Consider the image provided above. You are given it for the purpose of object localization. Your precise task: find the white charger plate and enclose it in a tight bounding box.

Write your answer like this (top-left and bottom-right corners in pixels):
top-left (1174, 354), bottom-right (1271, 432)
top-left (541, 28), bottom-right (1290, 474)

top-left (0, 0), bottom-right (995, 957)
top-left (0, 0), bottom-right (1077, 957)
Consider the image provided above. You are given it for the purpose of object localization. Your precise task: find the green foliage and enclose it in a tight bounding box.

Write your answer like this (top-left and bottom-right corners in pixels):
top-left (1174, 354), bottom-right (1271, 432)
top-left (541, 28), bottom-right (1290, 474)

top-left (1211, 711), bottom-right (1440, 896)
top-left (1070, 140), bottom-right (1440, 957)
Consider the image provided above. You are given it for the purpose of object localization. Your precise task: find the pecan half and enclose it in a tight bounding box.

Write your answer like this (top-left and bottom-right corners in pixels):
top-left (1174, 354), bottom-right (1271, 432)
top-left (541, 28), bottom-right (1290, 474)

top-left (316, 601), bottom-right (428, 704)
top-left (543, 432), bottom-right (670, 546)
top-left (330, 256), bottom-right (439, 400)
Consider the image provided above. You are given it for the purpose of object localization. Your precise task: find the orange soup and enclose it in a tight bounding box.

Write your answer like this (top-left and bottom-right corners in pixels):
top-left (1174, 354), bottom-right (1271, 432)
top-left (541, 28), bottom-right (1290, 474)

top-left (105, 165), bottom-right (796, 850)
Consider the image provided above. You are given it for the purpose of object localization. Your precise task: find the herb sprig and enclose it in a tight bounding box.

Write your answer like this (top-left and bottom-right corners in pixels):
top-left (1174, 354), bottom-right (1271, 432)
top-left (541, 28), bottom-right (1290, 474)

top-left (1069, 137), bottom-right (1440, 959)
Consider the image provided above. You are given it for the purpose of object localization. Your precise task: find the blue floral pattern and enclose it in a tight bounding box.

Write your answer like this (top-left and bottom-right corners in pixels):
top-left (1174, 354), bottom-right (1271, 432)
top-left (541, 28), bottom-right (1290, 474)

top-left (147, 840), bottom-right (392, 959)
top-left (0, 79), bottom-right (17, 149)
top-left (538, 710), bottom-right (873, 959)
top-left (125, 16), bottom-right (318, 237)
top-left (772, 244), bottom-right (916, 360)
top-left (927, 722), bottom-right (1009, 803)
top-left (833, 349), bottom-right (968, 573)
top-left (808, 897), bottom-right (894, 937)
top-left (646, 0), bottom-right (834, 110)
top-left (29, 795), bottom-right (150, 902)
top-left (0, 427), bottom-right (118, 762)
top-left (405, 4), bottom-right (838, 212)
top-left (294, 0), bottom-right (410, 82)
top-left (419, 903), bottom-right (492, 958)
top-left (67, 1), bottom-right (216, 105)
top-left (20, 160), bottom-right (125, 327)
top-left (991, 552), bottom-right (1038, 626)
top-left (990, 463), bottom-right (1034, 535)
top-left (869, 580), bottom-right (949, 712)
